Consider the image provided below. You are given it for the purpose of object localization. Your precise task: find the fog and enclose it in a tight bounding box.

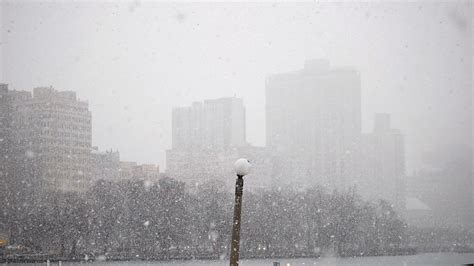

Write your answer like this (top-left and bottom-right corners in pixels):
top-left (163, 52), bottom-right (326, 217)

top-left (0, 0), bottom-right (473, 264)
top-left (2, 1), bottom-right (471, 171)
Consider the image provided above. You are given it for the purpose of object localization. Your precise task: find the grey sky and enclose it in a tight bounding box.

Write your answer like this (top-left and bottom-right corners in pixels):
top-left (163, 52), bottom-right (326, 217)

top-left (1, 1), bottom-right (472, 171)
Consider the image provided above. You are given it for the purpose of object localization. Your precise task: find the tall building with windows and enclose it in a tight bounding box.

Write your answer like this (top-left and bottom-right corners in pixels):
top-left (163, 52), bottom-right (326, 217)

top-left (29, 87), bottom-right (92, 191)
top-left (3, 86), bottom-right (92, 192)
top-left (167, 97), bottom-right (272, 188)
top-left (265, 59), bottom-right (361, 189)
top-left (0, 84), bottom-right (13, 196)
top-left (1, 85), bottom-right (38, 198)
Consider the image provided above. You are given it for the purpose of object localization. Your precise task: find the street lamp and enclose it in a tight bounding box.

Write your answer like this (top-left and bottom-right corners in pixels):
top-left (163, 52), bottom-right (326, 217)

top-left (230, 158), bottom-right (251, 266)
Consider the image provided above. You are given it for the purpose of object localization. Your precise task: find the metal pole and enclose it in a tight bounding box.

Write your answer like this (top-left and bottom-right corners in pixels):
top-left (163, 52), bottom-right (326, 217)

top-left (230, 175), bottom-right (244, 266)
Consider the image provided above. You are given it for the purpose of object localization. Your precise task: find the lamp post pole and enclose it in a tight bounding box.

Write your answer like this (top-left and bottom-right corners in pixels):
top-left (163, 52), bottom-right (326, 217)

top-left (230, 175), bottom-right (244, 266)
top-left (230, 158), bottom-right (251, 266)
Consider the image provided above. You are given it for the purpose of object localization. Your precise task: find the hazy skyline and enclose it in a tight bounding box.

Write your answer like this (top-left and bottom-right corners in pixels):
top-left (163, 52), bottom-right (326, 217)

top-left (1, 1), bottom-right (472, 171)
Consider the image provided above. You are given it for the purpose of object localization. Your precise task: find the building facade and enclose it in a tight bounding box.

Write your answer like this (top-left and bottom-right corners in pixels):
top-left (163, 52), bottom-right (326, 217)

top-left (166, 97), bottom-right (273, 188)
top-left (167, 97), bottom-right (247, 185)
top-left (2, 86), bottom-right (92, 192)
top-left (358, 113), bottom-right (406, 211)
top-left (171, 97), bottom-right (246, 151)
top-left (91, 147), bottom-right (120, 182)
top-left (29, 87), bottom-right (92, 191)
top-left (119, 161), bottom-right (160, 182)
top-left (266, 59), bottom-right (361, 189)
top-left (0, 84), bottom-right (13, 199)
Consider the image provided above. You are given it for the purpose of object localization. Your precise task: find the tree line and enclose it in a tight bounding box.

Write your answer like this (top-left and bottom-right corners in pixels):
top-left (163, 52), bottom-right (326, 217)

top-left (1, 176), bottom-right (408, 260)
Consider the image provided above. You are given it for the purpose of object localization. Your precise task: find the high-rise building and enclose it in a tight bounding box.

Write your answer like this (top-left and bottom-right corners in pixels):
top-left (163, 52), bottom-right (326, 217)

top-left (1, 85), bottom-right (41, 200)
top-left (265, 59), bottom-right (361, 188)
top-left (0, 84), bottom-right (13, 196)
top-left (167, 97), bottom-right (266, 188)
top-left (30, 87), bottom-right (92, 191)
top-left (358, 113), bottom-right (405, 211)
top-left (3, 86), bottom-right (92, 192)
top-left (171, 97), bottom-right (246, 151)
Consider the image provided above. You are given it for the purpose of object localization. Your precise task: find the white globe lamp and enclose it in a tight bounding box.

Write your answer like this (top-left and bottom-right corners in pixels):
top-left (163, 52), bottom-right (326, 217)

top-left (233, 158), bottom-right (251, 177)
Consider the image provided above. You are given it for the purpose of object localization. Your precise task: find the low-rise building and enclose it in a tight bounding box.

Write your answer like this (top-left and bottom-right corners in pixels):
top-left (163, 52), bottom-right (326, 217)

top-left (91, 146), bottom-right (120, 181)
top-left (119, 161), bottom-right (160, 182)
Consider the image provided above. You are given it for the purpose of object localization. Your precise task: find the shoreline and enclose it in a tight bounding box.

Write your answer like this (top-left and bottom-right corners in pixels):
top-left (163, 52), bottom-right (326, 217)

top-left (3, 247), bottom-right (474, 264)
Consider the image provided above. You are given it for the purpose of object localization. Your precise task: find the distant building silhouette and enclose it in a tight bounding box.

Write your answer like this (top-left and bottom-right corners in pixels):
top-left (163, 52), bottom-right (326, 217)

top-left (171, 97), bottom-right (246, 151)
top-left (358, 113), bottom-right (406, 212)
top-left (406, 145), bottom-right (473, 229)
top-left (266, 59), bottom-right (361, 189)
top-left (167, 97), bottom-right (270, 189)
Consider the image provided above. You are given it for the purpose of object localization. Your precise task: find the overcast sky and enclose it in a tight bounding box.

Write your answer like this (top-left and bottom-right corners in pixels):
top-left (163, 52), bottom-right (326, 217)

top-left (1, 0), bottom-right (472, 172)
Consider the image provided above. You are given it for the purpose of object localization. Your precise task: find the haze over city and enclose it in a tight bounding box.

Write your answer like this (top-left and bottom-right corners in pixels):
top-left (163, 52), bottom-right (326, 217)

top-left (1, 0), bottom-right (473, 264)
top-left (2, 1), bottom-right (471, 171)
